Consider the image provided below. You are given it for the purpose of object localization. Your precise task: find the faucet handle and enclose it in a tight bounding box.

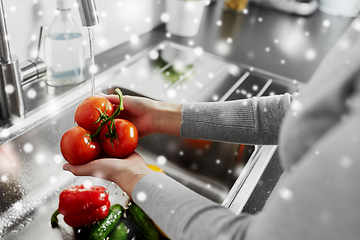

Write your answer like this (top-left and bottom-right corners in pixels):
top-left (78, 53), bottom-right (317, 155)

top-left (20, 59), bottom-right (46, 85)
top-left (20, 26), bottom-right (47, 85)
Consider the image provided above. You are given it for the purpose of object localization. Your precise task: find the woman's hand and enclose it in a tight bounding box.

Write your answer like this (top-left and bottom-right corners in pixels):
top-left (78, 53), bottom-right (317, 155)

top-left (62, 152), bottom-right (153, 198)
top-left (105, 94), bottom-right (157, 138)
top-left (105, 94), bottom-right (183, 137)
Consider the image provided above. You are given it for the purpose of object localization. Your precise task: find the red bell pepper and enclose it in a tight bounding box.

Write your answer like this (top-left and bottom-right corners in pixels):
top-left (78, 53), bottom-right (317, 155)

top-left (51, 185), bottom-right (110, 228)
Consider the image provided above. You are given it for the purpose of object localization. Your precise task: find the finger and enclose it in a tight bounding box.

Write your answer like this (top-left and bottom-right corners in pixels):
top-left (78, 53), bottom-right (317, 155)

top-left (104, 94), bottom-right (120, 105)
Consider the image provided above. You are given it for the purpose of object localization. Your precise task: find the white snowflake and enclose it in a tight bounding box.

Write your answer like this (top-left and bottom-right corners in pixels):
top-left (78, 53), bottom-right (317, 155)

top-left (83, 180), bottom-right (93, 188)
top-left (149, 51), bottom-right (159, 60)
top-left (53, 154), bottom-right (63, 164)
top-left (23, 143), bottom-right (33, 153)
top-left (36, 153), bottom-right (45, 164)
top-left (13, 202), bottom-right (23, 211)
top-left (323, 20), bottom-right (331, 28)
top-left (1, 175), bottom-right (8, 182)
top-left (157, 155), bottom-right (167, 165)
top-left (305, 49), bottom-right (317, 61)
top-left (0, 129), bottom-right (10, 138)
top-left (228, 64), bottom-right (240, 76)
top-left (279, 187), bottom-right (293, 201)
top-left (5, 84), bottom-right (14, 94)
top-left (160, 13), bottom-right (170, 23)
top-left (89, 64), bottom-right (99, 74)
top-left (49, 176), bottom-right (57, 184)
top-left (291, 99), bottom-right (303, 113)
top-left (27, 89), bottom-right (37, 99)
top-left (136, 191), bottom-right (147, 202)
top-left (9, 5), bottom-right (16, 12)
top-left (194, 47), bottom-right (204, 56)
top-left (130, 35), bottom-right (139, 45)
top-left (340, 156), bottom-right (352, 169)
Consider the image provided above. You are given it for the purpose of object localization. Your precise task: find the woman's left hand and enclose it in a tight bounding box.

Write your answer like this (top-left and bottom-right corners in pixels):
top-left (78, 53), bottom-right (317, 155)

top-left (62, 152), bottom-right (153, 198)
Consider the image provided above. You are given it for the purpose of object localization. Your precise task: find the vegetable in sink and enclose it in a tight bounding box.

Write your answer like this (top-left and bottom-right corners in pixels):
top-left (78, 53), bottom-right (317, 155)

top-left (51, 185), bottom-right (110, 228)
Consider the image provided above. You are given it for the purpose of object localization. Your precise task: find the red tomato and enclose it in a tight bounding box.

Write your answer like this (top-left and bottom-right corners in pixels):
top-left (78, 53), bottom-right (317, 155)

top-left (74, 95), bottom-right (115, 133)
top-left (100, 119), bottom-right (138, 158)
top-left (60, 126), bottom-right (101, 165)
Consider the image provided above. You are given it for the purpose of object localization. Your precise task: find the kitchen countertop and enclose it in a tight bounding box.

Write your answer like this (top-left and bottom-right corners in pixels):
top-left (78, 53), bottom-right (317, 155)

top-left (96, 0), bottom-right (353, 84)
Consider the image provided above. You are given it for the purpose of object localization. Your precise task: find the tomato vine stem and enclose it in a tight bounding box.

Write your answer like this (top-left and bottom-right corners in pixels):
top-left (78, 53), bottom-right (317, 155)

top-left (90, 88), bottom-right (124, 139)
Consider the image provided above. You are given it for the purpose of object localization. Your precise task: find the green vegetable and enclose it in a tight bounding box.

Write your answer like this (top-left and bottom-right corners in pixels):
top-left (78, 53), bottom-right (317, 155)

top-left (152, 55), bottom-right (193, 84)
top-left (109, 219), bottom-right (133, 240)
top-left (126, 202), bottom-right (160, 240)
top-left (89, 204), bottom-right (124, 240)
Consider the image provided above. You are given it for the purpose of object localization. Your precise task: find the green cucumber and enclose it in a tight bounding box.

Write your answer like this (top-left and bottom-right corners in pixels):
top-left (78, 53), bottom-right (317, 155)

top-left (109, 219), bottom-right (133, 240)
top-left (126, 202), bottom-right (160, 240)
top-left (89, 204), bottom-right (124, 240)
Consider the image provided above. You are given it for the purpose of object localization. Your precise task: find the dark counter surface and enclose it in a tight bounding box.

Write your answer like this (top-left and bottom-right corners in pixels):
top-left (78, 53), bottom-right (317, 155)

top-left (99, 0), bottom-right (353, 83)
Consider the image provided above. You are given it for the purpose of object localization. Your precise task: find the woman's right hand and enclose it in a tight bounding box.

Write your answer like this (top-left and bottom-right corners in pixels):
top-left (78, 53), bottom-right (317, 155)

top-left (105, 94), bottom-right (182, 137)
top-left (105, 94), bottom-right (157, 137)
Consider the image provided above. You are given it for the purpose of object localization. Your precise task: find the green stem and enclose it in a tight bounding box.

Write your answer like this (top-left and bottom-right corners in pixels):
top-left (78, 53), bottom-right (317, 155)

top-left (51, 209), bottom-right (60, 228)
top-left (90, 88), bottom-right (124, 139)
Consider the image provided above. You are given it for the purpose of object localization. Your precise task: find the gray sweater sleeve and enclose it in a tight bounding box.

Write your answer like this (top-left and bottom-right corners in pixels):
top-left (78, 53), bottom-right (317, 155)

top-left (132, 172), bottom-right (253, 240)
top-left (180, 93), bottom-right (294, 145)
top-left (132, 103), bottom-right (360, 240)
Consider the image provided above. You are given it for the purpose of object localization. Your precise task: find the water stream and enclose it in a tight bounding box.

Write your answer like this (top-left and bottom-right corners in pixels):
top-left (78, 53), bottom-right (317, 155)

top-left (87, 27), bottom-right (96, 96)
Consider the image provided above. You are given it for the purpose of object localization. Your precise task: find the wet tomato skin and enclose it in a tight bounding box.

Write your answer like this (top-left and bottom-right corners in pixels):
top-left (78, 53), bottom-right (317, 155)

top-left (74, 95), bottom-right (115, 133)
top-left (100, 119), bottom-right (138, 158)
top-left (60, 126), bottom-right (101, 165)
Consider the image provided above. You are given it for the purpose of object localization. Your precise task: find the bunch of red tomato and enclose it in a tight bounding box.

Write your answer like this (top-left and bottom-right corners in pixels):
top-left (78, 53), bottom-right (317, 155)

top-left (60, 88), bottom-right (138, 165)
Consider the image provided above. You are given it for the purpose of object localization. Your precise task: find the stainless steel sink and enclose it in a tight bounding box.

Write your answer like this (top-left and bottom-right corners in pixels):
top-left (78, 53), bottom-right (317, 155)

top-left (103, 87), bottom-right (255, 203)
top-left (0, 41), bottom-right (300, 239)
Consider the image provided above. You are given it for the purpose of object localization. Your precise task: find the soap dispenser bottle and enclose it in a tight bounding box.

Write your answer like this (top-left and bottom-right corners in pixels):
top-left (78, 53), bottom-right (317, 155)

top-left (45, 0), bottom-right (85, 86)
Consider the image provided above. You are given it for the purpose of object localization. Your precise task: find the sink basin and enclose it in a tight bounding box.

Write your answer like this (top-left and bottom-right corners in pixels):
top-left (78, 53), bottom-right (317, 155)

top-left (103, 87), bottom-right (255, 203)
top-left (0, 41), bottom-right (300, 239)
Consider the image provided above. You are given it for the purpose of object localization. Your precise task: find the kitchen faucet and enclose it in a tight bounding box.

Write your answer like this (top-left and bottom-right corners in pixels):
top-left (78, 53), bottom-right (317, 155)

top-left (0, 0), bottom-right (46, 120)
top-left (0, 0), bottom-right (99, 121)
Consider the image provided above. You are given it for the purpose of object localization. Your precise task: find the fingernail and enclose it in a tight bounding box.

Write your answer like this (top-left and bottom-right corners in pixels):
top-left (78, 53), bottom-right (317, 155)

top-left (63, 165), bottom-right (69, 171)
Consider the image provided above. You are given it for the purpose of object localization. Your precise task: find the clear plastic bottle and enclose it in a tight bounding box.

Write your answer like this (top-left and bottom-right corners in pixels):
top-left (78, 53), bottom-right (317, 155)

top-left (45, 0), bottom-right (85, 86)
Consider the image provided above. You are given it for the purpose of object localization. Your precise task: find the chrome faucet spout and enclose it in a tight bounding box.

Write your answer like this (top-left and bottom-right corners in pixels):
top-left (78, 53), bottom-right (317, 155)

top-left (76, 0), bottom-right (100, 27)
